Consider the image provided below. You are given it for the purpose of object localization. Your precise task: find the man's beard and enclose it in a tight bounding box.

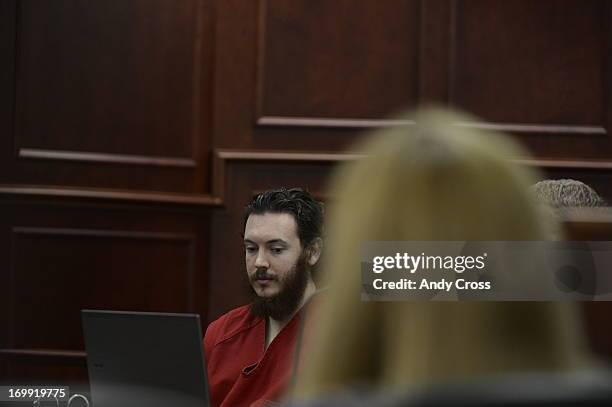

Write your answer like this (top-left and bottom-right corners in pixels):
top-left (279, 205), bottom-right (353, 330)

top-left (249, 255), bottom-right (309, 321)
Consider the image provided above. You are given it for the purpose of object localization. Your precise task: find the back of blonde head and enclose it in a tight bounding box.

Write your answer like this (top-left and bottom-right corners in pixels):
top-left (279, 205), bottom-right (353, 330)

top-left (295, 109), bottom-right (589, 398)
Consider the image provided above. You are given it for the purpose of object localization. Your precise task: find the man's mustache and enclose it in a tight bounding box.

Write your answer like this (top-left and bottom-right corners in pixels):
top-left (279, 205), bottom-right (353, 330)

top-left (254, 268), bottom-right (275, 280)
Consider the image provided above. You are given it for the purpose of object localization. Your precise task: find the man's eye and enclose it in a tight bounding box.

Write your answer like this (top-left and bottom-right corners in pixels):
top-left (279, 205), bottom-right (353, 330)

top-left (271, 247), bottom-right (285, 255)
top-left (245, 247), bottom-right (257, 254)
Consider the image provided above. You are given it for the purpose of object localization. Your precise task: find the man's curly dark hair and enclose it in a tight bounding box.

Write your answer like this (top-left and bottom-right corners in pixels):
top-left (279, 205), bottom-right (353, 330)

top-left (243, 187), bottom-right (324, 247)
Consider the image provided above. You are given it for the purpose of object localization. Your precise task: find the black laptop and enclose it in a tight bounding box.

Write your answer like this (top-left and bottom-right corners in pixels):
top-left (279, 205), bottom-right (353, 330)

top-left (81, 310), bottom-right (210, 407)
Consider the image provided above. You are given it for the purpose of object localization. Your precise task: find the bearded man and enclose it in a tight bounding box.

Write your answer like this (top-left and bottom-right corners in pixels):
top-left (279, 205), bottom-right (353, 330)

top-left (204, 187), bottom-right (324, 407)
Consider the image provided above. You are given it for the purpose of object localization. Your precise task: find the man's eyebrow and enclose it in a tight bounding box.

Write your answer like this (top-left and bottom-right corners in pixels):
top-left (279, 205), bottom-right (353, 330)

top-left (243, 238), bottom-right (289, 245)
top-left (266, 239), bottom-right (288, 245)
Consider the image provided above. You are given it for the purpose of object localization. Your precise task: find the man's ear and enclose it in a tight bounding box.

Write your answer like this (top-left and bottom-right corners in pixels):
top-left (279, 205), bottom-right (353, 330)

top-left (306, 238), bottom-right (323, 266)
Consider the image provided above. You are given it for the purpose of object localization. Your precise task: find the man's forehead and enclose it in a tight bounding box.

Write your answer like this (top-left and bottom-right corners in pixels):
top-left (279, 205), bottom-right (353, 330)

top-left (244, 212), bottom-right (299, 242)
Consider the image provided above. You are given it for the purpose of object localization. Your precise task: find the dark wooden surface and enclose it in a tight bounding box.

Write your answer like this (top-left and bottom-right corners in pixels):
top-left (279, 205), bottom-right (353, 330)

top-left (257, 0), bottom-right (420, 120)
top-left (1, 0), bottom-right (611, 390)
top-left (6, 0), bottom-right (215, 192)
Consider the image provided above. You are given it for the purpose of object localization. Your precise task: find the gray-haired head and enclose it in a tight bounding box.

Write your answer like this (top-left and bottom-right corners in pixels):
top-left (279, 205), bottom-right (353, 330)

top-left (531, 179), bottom-right (606, 209)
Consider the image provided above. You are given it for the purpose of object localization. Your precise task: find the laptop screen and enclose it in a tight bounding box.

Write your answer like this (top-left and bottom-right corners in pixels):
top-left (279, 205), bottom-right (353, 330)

top-left (82, 310), bottom-right (210, 407)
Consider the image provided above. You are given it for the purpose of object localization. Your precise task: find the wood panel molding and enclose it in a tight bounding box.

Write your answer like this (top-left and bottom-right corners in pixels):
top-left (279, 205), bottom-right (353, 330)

top-left (212, 149), bottom-right (363, 202)
top-left (454, 122), bottom-right (607, 136)
top-left (12, 227), bottom-right (197, 241)
top-left (18, 148), bottom-right (197, 168)
top-left (561, 208), bottom-right (612, 223)
top-left (212, 149), bottom-right (612, 203)
top-left (0, 348), bottom-right (86, 360)
top-left (2, 151), bottom-right (612, 209)
top-left (256, 116), bottom-right (415, 129)
top-left (0, 185), bottom-right (221, 207)
top-left (514, 158), bottom-right (612, 170)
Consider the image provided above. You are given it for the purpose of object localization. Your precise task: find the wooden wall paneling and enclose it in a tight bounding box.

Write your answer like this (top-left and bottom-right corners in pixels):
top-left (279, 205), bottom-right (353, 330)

top-left (8, 0), bottom-right (214, 193)
top-left (418, 0), bottom-right (452, 104)
top-left (214, 0), bottom-right (419, 153)
top-left (0, 201), bottom-right (212, 384)
top-left (0, 0), bottom-right (16, 186)
top-left (583, 302), bottom-right (612, 361)
top-left (213, 0), bottom-right (257, 149)
top-left (564, 210), bottom-right (612, 240)
top-left (0, 0), bottom-right (15, 376)
top-left (565, 211), bottom-right (612, 362)
top-left (0, 0), bottom-right (16, 376)
top-left (10, 227), bottom-right (196, 350)
top-left (211, 150), bottom-right (362, 202)
top-left (449, 0), bottom-right (612, 160)
top-left (607, 3), bottom-right (612, 136)
top-left (193, 0), bottom-right (216, 195)
top-left (256, 0), bottom-right (420, 126)
top-left (451, 0), bottom-right (607, 131)
top-left (16, 0), bottom-right (196, 157)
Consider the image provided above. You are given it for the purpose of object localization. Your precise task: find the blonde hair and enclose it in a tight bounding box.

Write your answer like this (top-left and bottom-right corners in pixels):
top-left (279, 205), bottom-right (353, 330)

top-left (295, 109), bottom-right (590, 398)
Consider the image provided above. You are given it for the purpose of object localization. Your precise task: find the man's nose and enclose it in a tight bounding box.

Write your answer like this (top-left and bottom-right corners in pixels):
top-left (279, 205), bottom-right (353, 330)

top-left (254, 251), bottom-right (269, 268)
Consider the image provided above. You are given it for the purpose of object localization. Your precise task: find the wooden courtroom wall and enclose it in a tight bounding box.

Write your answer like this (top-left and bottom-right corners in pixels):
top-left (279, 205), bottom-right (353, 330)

top-left (1, 0), bottom-right (611, 392)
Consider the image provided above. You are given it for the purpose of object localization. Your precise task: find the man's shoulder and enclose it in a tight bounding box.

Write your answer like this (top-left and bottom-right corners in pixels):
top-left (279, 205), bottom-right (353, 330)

top-left (205, 304), bottom-right (261, 347)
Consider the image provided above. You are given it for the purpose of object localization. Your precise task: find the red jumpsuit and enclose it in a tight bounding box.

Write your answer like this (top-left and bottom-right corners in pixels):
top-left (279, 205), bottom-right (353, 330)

top-left (204, 304), bottom-right (303, 407)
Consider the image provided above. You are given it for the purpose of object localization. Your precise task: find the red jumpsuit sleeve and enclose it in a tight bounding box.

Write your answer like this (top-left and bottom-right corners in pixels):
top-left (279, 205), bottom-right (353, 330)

top-left (203, 318), bottom-right (220, 363)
